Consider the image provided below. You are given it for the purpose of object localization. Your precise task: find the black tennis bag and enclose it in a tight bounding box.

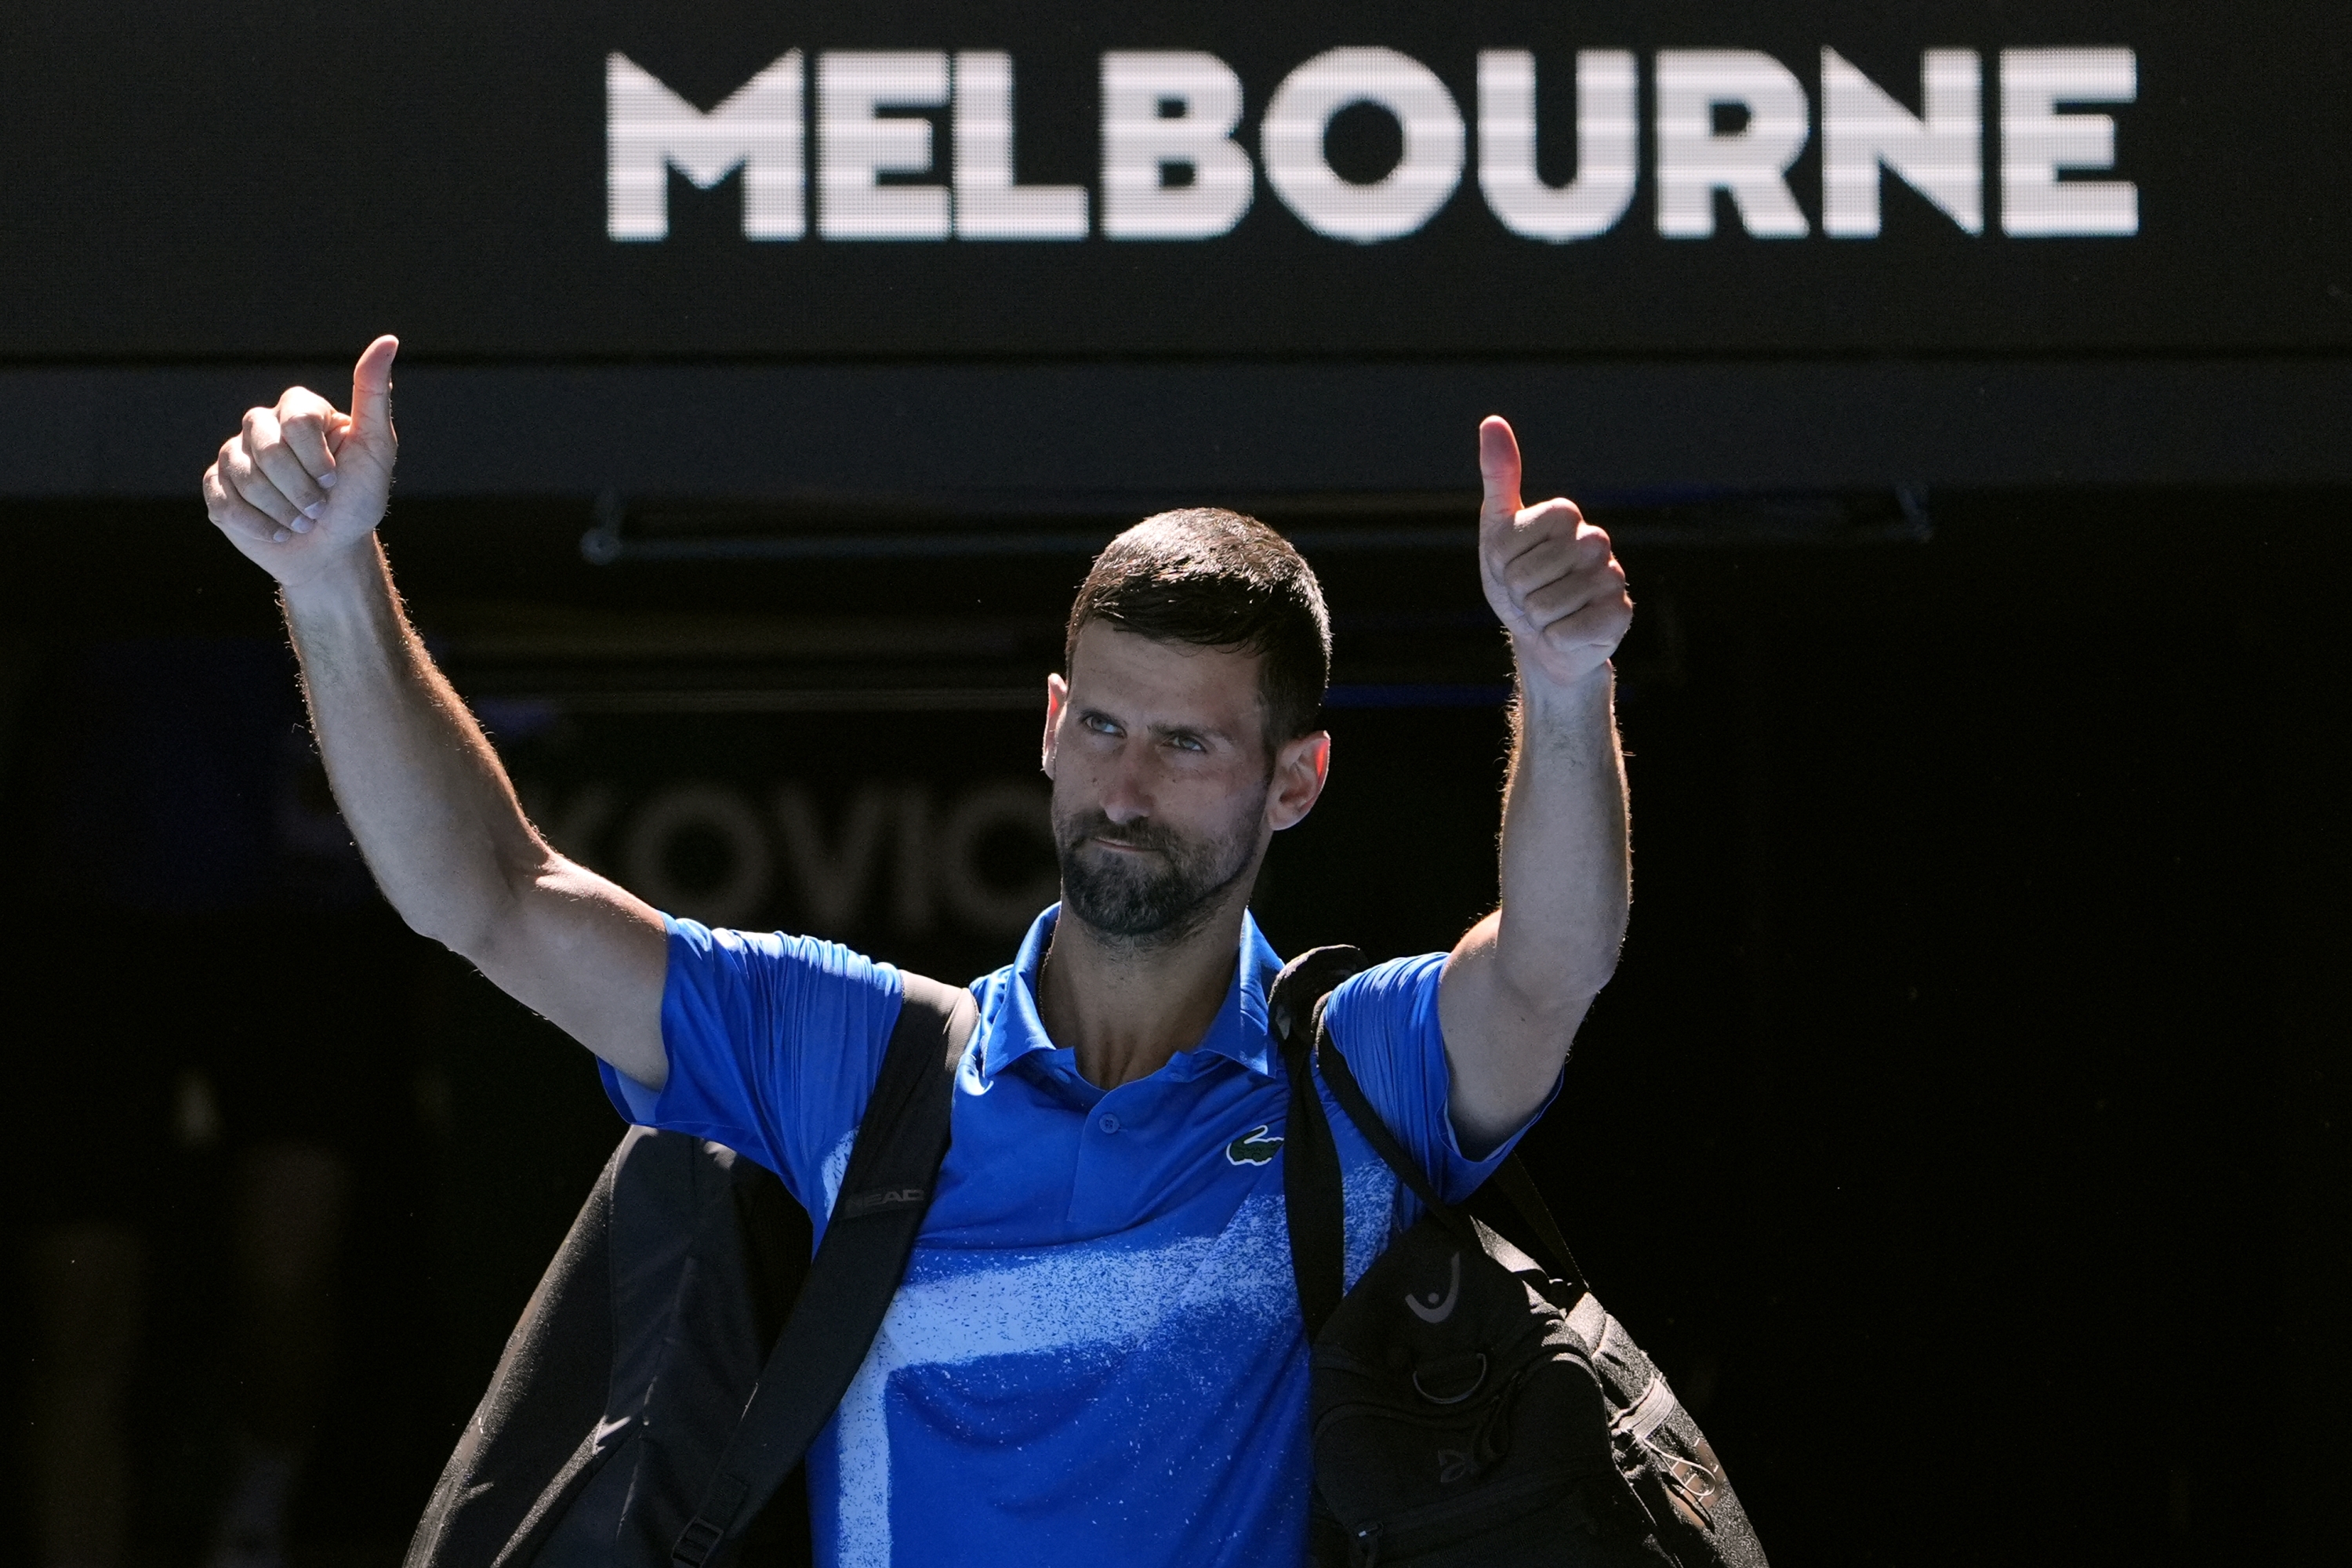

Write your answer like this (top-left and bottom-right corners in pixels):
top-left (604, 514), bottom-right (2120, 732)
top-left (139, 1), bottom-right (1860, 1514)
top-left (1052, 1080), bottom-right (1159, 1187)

top-left (1272, 946), bottom-right (1767, 1568)
top-left (402, 972), bottom-right (978, 1568)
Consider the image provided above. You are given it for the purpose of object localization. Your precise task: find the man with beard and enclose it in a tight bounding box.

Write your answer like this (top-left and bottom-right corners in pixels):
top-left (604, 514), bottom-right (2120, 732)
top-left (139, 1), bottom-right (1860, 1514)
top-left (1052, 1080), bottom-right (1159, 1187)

top-left (198, 338), bottom-right (1632, 1568)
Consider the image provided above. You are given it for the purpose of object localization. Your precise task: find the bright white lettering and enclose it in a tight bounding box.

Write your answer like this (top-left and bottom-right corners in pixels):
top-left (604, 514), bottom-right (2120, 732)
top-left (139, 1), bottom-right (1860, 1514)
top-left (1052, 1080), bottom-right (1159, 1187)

top-left (1099, 52), bottom-right (1254, 240)
top-left (1261, 47), bottom-right (1465, 244)
top-left (601, 42), bottom-right (2145, 251)
top-left (2000, 48), bottom-right (2138, 237)
top-left (1654, 50), bottom-right (1813, 239)
top-left (952, 52), bottom-right (1089, 240)
top-left (1821, 49), bottom-right (1982, 237)
top-left (1475, 49), bottom-right (1637, 242)
top-left (606, 52), bottom-right (804, 241)
top-left (819, 52), bottom-right (952, 241)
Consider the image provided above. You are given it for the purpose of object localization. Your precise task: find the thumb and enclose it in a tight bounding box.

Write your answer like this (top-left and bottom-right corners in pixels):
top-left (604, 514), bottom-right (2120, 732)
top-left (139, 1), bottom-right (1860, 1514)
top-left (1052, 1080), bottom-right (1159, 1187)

top-left (348, 335), bottom-right (400, 449)
top-left (1477, 415), bottom-right (1523, 532)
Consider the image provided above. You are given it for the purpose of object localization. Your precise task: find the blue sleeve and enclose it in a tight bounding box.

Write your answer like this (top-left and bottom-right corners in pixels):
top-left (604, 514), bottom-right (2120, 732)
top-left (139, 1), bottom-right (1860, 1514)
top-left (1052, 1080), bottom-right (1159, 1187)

top-left (1319, 953), bottom-right (1563, 1204)
top-left (598, 916), bottom-right (905, 1214)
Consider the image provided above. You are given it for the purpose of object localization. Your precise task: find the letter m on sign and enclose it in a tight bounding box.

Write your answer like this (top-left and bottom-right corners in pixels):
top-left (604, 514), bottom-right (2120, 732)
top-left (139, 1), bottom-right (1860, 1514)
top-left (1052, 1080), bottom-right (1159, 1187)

top-left (608, 52), bottom-right (804, 241)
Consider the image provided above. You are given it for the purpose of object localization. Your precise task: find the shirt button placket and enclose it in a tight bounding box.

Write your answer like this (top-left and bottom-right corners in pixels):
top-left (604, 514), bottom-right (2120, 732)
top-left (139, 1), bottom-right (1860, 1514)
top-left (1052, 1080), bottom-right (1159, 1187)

top-left (1097, 1113), bottom-right (1120, 1134)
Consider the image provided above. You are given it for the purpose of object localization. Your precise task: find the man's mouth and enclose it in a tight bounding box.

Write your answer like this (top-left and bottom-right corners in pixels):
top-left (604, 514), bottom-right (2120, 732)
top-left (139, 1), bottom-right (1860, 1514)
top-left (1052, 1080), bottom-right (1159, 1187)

top-left (1090, 834), bottom-right (1158, 855)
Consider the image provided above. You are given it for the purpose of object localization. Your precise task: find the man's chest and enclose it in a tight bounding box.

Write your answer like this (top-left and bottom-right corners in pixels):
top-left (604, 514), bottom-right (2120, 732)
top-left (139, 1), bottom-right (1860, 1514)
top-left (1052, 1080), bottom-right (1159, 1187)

top-left (878, 1051), bottom-right (1403, 1340)
top-left (923, 1051), bottom-right (1294, 1244)
top-left (802, 1044), bottom-right (1408, 1566)
top-left (818, 1058), bottom-right (1309, 1523)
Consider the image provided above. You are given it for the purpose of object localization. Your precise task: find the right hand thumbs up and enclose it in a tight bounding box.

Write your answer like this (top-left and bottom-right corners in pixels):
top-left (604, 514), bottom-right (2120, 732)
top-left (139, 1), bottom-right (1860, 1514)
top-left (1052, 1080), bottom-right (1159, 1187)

top-left (202, 335), bottom-right (401, 585)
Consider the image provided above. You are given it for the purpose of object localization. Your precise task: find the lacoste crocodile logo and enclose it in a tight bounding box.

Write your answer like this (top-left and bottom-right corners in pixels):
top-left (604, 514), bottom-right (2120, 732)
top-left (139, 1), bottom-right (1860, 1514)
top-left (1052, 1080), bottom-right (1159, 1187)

top-left (1225, 1125), bottom-right (1284, 1165)
top-left (1405, 1252), bottom-right (1463, 1323)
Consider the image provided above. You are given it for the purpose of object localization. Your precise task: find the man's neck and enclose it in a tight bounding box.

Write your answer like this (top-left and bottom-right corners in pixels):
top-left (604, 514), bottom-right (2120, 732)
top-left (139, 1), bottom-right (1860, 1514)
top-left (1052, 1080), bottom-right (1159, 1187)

top-left (1036, 894), bottom-right (1250, 1091)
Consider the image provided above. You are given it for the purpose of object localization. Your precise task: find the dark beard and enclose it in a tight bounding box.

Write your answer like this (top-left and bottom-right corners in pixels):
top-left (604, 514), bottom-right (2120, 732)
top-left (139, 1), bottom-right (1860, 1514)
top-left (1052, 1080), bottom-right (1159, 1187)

top-left (1054, 803), bottom-right (1261, 946)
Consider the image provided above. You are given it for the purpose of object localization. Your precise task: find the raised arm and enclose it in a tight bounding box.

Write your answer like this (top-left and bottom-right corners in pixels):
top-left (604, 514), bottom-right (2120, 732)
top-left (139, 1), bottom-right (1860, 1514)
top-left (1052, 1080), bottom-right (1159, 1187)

top-left (201, 337), bottom-right (670, 1088)
top-left (1437, 416), bottom-right (1632, 1149)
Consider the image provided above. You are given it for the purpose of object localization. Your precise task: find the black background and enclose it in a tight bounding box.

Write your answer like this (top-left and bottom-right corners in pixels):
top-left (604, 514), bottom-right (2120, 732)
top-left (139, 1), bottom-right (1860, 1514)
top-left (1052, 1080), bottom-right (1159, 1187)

top-left (3, 1), bottom-right (2349, 358)
top-left (2, 490), bottom-right (2344, 1564)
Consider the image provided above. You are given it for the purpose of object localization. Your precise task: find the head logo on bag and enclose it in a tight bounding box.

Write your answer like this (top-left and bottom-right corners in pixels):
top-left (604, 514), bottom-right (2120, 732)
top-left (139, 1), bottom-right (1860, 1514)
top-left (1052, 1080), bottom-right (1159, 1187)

top-left (1225, 1126), bottom-right (1283, 1165)
top-left (1404, 1251), bottom-right (1461, 1323)
top-left (839, 1185), bottom-right (927, 1218)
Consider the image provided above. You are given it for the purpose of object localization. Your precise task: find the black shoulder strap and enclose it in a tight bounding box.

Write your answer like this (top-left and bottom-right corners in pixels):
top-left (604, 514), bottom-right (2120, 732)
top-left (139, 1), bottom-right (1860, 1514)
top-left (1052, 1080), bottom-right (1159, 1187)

top-left (1312, 1025), bottom-right (1483, 1252)
top-left (1319, 1033), bottom-right (1586, 1296)
top-left (1272, 947), bottom-right (1364, 1340)
top-left (670, 971), bottom-right (979, 1568)
top-left (1487, 1149), bottom-right (1588, 1297)
top-left (1272, 947), bottom-right (1588, 1341)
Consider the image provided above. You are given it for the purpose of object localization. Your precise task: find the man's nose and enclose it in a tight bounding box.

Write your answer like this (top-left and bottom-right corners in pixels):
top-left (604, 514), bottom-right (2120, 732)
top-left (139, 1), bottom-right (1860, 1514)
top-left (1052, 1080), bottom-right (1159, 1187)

top-left (1098, 749), bottom-right (1154, 824)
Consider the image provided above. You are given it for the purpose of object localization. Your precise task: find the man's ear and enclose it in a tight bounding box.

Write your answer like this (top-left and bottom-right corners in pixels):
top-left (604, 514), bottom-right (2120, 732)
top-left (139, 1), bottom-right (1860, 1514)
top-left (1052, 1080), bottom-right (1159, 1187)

top-left (1041, 673), bottom-right (1069, 779)
top-left (1267, 730), bottom-right (1331, 832)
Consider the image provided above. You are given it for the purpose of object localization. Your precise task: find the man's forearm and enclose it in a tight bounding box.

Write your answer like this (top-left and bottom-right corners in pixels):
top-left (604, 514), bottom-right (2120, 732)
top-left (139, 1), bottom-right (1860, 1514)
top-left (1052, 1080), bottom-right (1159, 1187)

top-left (1494, 664), bottom-right (1630, 1007)
top-left (280, 538), bottom-right (544, 956)
top-left (1436, 663), bottom-right (1629, 1146)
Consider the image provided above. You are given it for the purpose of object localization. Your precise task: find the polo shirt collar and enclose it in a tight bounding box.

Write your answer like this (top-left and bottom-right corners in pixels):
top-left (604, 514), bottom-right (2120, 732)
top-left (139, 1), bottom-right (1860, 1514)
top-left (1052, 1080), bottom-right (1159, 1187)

top-left (981, 904), bottom-right (1285, 1083)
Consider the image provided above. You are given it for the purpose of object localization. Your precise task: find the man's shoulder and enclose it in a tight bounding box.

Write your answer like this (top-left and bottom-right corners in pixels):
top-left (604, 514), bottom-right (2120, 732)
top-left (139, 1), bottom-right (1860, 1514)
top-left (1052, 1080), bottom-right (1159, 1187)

top-left (660, 916), bottom-right (912, 1054)
top-left (668, 914), bottom-right (899, 984)
top-left (1317, 952), bottom-right (1454, 1111)
top-left (1324, 951), bottom-right (1448, 1027)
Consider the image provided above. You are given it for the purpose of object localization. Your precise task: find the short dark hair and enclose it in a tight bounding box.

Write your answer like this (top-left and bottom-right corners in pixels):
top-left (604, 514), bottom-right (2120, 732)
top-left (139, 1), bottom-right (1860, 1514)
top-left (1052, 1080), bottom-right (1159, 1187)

top-left (1065, 508), bottom-right (1330, 749)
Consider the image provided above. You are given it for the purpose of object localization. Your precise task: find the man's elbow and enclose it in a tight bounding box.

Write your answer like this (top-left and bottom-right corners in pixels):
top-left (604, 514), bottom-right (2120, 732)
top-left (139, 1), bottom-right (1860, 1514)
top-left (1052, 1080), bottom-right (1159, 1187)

top-left (1502, 945), bottom-right (1619, 1024)
top-left (394, 855), bottom-right (543, 966)
top-left (397, 899), bottom-right (502, 967)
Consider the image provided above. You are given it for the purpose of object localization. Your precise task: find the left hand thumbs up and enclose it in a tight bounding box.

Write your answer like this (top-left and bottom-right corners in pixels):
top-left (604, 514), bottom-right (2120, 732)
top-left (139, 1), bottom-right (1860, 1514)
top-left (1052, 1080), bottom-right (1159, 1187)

top-left (1475, 416), bottom-right (1632, 691)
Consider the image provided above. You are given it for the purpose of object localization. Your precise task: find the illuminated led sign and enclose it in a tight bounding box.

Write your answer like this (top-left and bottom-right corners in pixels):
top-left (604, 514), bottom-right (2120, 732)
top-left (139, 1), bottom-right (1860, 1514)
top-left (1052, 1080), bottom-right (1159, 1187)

top-left (607, 47), bottom-right (2140, 245)
top-left (0, 3), bottom-right (2342, 359)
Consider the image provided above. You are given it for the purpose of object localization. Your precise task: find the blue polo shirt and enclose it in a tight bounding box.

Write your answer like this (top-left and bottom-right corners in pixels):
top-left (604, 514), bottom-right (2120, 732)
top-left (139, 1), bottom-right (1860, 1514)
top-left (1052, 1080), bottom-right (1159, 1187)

top-left (601, 906), bottom-right (1550, 1568)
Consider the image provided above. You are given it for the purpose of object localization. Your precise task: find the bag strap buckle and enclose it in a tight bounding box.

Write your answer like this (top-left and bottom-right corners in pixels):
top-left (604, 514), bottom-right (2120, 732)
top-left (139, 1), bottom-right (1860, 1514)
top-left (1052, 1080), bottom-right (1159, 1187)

top-left (670, 1511), bottom-right (728, 1567)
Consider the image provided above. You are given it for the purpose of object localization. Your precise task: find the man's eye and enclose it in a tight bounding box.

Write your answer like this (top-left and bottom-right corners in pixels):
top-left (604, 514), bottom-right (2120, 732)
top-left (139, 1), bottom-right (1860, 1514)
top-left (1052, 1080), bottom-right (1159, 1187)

top-left (1167, 735), bottom-right (1206, 753)
top-left (1083, 714), bottom-right (1120, 735)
